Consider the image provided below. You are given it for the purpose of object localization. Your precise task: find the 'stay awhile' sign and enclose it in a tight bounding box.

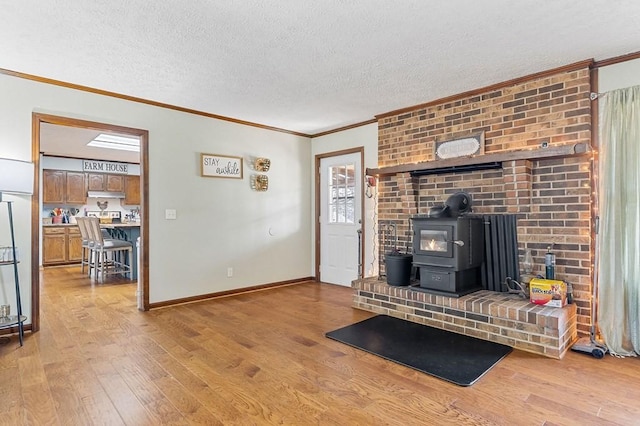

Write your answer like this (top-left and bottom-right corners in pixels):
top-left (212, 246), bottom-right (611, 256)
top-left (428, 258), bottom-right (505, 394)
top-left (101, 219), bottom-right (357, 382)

top-left (201, 153), bottom-right (243, 179)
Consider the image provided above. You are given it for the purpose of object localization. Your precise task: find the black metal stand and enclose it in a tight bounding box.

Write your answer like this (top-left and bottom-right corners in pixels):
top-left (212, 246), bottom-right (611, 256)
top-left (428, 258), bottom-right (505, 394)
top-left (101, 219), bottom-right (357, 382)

top-left (0, 201), bottom-right (25, 346)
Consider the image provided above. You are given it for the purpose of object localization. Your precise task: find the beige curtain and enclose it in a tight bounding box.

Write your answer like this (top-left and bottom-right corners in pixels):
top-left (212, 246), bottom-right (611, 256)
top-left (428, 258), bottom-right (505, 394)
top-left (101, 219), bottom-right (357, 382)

top-left (598, 85), bottom-right (640, 356)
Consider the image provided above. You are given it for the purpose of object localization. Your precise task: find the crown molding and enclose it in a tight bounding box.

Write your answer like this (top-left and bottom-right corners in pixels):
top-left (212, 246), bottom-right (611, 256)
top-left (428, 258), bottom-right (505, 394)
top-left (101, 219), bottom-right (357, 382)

top-left (0, 68), bottom-right (312, 138)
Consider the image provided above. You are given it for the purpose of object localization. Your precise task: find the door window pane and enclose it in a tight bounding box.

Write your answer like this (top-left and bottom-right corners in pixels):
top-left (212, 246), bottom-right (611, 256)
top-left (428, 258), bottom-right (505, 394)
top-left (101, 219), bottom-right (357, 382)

top-left (327, 162), bottom-right (356, 224)
top-left (346, 199), bottom-right (355, 223)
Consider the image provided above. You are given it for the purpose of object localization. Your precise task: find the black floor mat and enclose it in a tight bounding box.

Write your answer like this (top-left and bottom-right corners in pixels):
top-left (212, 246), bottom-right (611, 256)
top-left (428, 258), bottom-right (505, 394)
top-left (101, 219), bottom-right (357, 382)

top-left (325, 315), bottom-right (512, 386)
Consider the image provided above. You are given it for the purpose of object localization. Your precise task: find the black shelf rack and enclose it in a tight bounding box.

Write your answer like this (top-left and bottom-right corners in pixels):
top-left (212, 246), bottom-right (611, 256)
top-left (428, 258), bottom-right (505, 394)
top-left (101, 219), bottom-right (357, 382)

top-left (0, 201), bottom-right (26, 346)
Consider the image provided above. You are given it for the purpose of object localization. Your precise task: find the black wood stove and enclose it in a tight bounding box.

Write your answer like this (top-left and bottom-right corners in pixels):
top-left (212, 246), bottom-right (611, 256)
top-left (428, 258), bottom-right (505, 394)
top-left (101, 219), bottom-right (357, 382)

top-left (411, 192), bottom-right (485, 297)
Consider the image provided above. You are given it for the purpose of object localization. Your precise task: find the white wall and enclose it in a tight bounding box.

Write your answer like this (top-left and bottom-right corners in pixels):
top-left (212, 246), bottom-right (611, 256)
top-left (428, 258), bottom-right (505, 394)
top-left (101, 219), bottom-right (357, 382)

top-left (311, 123), bottom-right (379, 278)
top-left (0, 73), bottom-right (312, 314)
top-left (598, 57), bottom-right (640, 92)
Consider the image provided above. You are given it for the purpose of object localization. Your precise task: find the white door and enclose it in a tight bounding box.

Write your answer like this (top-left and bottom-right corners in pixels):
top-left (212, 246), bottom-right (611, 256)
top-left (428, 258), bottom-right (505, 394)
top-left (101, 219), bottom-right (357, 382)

top-left (320, 152), bottom-right (362, 286)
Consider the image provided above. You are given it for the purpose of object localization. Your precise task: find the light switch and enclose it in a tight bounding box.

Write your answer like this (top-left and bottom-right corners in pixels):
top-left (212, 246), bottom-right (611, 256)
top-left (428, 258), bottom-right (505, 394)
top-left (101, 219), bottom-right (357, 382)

top-left (165, 209), bottom-right (177, 220)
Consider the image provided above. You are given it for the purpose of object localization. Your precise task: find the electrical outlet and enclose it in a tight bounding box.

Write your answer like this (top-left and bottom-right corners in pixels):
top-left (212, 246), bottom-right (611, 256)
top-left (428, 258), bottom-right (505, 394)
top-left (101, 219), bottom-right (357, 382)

top-left (227, 267), bottom-right (233, 277)
top-left (165, 209), bottom-right (177, 220)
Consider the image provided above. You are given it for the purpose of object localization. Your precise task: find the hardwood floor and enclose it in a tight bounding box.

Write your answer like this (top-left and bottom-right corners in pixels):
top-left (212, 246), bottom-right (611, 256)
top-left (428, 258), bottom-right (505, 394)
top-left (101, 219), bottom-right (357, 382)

top-left (1, 266), bottom-right (639, 425)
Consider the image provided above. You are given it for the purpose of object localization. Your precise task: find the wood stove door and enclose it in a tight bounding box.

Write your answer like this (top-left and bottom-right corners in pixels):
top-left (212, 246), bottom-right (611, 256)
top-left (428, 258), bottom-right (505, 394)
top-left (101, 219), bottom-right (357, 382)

top-left (416, 225), bottom-right (454, 258)
top-left (319, 152), bottom-right (362, 286)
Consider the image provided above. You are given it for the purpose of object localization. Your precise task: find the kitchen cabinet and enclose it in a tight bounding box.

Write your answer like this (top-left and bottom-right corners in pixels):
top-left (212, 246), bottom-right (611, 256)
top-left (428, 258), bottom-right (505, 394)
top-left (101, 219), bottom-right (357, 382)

top-left (43, 169), bottom-right (87, 204)
top-left (43, 227), bottom-right (66, 264)
top-left (106, 175), bottom-right (125, 192)
top-left (87, 173), bottom-right (103, 191)
top-left (67, 226), bottom-right (83, 262)
top-left (124, 175), bottom-right (140, 205)
top-left (66, 171), bottom-right (87, 204)
top-left (42, 169), bottom-right (65, 204)
top-left (87, 173), bottom-right (125, 192)
top-left (43, 225), bottom-right (82, 266)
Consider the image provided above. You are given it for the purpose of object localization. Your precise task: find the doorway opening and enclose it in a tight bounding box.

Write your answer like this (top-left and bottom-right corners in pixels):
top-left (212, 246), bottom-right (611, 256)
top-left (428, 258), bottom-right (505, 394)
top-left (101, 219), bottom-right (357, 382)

top-left (30, 113), bottom-right (150, 332)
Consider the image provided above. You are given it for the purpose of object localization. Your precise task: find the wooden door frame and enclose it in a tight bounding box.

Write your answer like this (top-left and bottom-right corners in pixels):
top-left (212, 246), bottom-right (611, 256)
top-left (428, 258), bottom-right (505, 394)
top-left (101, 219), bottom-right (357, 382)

top-left (314, 147), bottom-right (365, 282)
top-left (30, 113), bottom-right (150, 331)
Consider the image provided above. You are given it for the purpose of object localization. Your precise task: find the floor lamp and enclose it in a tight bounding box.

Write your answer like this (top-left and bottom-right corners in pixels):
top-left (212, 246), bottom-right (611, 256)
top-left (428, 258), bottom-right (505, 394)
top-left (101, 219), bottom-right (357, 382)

top-left (0, 157), bottom-right (34, 346)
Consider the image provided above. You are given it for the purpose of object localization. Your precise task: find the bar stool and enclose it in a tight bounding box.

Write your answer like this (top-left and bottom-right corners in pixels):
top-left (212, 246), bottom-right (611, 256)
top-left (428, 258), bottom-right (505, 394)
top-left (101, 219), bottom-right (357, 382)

top-left (75, 217), bottom-right (93, 275)
top-left (85, 217), bottom-right (133, 282)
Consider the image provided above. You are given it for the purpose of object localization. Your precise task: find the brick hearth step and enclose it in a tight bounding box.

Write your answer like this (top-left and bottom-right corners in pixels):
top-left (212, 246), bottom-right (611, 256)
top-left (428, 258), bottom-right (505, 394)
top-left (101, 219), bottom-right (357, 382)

top-left (352, 277), bottom-right (577, 359)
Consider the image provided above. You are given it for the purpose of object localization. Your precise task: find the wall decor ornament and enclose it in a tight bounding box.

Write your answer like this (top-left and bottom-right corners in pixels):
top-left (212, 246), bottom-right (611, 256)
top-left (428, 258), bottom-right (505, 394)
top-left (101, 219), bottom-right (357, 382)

top-left (434, 131), bottom-right (485, 160)
top-left (201, 153), bottom-right (243, 179)
top-left (255, 157), bottom-right (271, 172)
top-left (251, 175), bottom-right (269, 191)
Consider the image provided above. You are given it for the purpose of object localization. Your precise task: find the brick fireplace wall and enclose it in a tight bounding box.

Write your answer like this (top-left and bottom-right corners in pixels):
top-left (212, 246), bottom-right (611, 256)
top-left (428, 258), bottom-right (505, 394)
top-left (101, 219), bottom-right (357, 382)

top-left (376, 66), bottom-right (594, 335)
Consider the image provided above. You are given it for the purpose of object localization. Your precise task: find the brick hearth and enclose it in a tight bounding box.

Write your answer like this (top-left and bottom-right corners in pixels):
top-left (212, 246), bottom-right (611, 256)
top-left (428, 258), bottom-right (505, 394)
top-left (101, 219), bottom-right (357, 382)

top-left (352, 277), bottom-right (577, 359)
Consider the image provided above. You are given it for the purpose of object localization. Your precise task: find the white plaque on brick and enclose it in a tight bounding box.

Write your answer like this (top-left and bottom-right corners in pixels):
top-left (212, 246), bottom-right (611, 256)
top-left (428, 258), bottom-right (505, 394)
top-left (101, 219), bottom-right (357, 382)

top-left (435, 132), bottom-right (484, 160)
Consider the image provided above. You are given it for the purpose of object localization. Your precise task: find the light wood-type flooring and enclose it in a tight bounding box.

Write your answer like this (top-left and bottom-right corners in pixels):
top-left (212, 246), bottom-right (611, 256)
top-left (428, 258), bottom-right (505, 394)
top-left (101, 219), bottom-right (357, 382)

top-left (1, 266), bottom-right (639, 425)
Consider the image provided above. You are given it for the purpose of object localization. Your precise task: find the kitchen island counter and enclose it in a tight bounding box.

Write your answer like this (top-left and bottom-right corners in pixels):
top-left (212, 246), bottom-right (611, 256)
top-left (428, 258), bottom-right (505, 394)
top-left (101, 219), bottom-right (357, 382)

top-left (100, 222), bottom-right (141, 229)
top-left (100, 223), bottom-right (141, 280)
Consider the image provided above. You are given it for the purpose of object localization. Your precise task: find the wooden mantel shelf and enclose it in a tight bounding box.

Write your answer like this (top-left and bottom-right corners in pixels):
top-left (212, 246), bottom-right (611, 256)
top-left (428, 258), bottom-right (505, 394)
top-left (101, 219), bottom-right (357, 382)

top-left (366, 142), bottom-right (591, 177)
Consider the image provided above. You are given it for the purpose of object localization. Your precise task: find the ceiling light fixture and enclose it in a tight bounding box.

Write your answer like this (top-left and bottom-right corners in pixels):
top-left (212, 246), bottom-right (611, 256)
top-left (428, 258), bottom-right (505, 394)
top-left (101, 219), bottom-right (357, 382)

top-left (87, 134), bottom-right (140, 152)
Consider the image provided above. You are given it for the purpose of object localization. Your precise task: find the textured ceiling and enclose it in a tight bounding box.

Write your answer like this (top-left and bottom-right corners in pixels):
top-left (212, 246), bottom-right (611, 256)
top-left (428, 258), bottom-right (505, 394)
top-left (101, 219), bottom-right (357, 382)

top-left (2, 1), bottom-right (640, 135)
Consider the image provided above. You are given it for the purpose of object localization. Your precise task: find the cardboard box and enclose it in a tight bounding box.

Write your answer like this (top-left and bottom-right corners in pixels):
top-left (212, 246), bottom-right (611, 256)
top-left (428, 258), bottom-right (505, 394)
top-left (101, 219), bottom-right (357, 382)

top-left (529, 278), bottom-right (567, 307)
